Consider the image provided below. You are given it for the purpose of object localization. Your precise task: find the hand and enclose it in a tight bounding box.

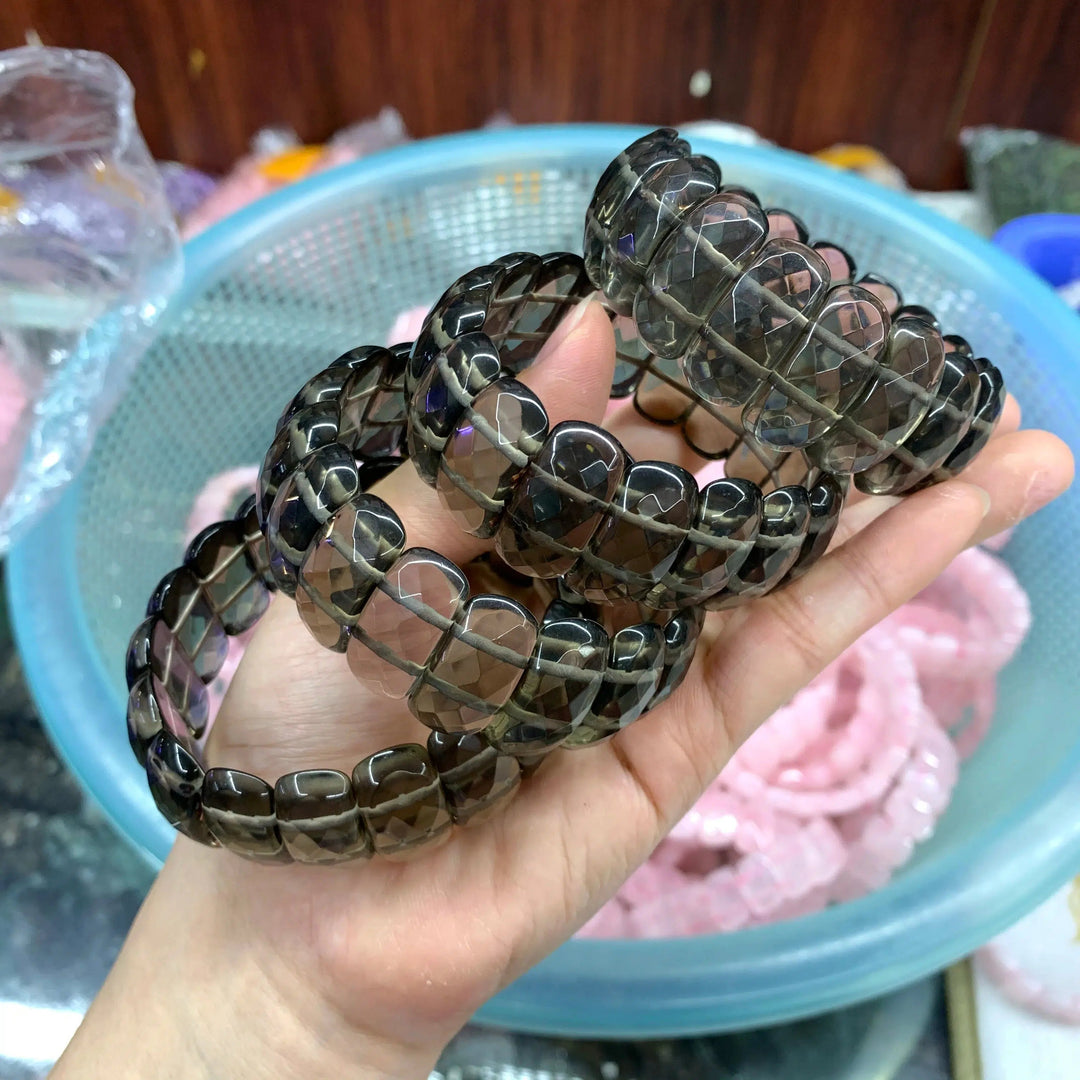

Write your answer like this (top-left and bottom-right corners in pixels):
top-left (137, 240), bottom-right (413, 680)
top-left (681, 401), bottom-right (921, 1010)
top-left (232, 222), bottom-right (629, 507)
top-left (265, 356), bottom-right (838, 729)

top-left (55, 302), bottom-right (1074, 1080)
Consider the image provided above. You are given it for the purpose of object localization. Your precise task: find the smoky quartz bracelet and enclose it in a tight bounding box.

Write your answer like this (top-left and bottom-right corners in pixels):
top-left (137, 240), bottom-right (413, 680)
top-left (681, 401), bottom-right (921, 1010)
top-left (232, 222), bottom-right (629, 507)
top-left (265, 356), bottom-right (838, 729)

top-left (583, 128), bottom-right (1006, 495)
top-left (126, 495), bottom-right (527, 863)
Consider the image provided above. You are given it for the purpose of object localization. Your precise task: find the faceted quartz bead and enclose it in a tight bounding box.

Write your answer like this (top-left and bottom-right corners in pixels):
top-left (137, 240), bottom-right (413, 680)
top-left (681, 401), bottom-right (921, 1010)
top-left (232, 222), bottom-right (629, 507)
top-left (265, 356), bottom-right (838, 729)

top-left (857, 274), bottom-right (904, 316)
top-left (408, 273), bottom-right (494, 394)
top-left (564, 460), bottom-right (698, 602)
top-left (565, 622), bottom-right (665, 747)
top-left (602, 154), bottom-right (722, 315)
top-left (127, 672), bottom-right (169, 761)
top-left (812, 243), bottom-right (857, 285)
top-left (706, 486), bottom-right (812, 608)
top-left (276, 365), bottom-right (351, 433)
top-left (257, 398), bottom-right (341, 523)
top-left (266, 442), bottom-right (360, 593)
top-left (583, 128), bottom-right (689, 291)
top-left (296, 494), bottom-right (406, 652)
top-left (436, 376), bottom-right (550, 538)
top-left (649, 609), bottom-right (704, 709)
top-left (894, 304), bottom-right (941, 330)
top-left (944, 334), bottom-right (974, 357)
top-left (807, 316), bottom-right (947, 475)
top-left (479, 252), bottom-right (543, 361)
top-left (633, 352), bottom-right (696, 425)
top-left (148, 567), bottom-right (228, 683)
top-left (236, 495), bottom-right (275, 588)
top-left (274, 769), bottom-right (372, 864)
top-left (409, 595), bottom-right (538, 733)
top-left (352, 745), bottom-right (452, 859)
top-left (347, 548), bottom-right (469, 698)
top-left (609, 310), bottom-right (652, 398)
top-left (684, 240), bottom-right (831, 407)
top-left (184, 519), bottom-right (270, 634)
top-left (784, 473), bottom-right (846, 582)
top-left (855, 352), bottom-right (981, 496)
top-left (495, 421), bottom-right (627, 578)
top-left (644, 477), bottom-right (762, 609)
top-left (939, 357), bottom-right (1005, 475)
top-left (337, 346), bottom-right (409, 460)
top-left (202, 768), bottom-right (290, 862)
top-left (497, 252), bottom-right (593, 373)
top-left (486, 605), bottom-right (608, 757)
top-left (146, 731), bottom-right (215, 844)
top-left (141, 617), bottom-right (211, 736)
top-left (408, 332), bottom-right (503, 484)
top-left (744, 284), bottom-right (890, 450)
top-left (765, 208), bottom-right (810, 243)
top-left (635, 190), bottom-right (768, 359)
top-left (427, 730), bottom-right (521, 826)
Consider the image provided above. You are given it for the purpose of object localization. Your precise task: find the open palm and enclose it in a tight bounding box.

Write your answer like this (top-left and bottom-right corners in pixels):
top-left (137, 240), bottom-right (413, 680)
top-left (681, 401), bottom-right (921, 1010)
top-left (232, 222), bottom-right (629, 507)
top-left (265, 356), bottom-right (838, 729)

top-left (173, 302), bottom-right (1074, 1061)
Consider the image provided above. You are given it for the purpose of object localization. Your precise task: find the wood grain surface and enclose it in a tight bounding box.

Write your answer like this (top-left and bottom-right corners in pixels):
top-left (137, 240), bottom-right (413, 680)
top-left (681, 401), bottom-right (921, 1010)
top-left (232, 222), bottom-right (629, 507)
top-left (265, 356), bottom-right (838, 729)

top-left (1, 0), bottom-right (1078, 188)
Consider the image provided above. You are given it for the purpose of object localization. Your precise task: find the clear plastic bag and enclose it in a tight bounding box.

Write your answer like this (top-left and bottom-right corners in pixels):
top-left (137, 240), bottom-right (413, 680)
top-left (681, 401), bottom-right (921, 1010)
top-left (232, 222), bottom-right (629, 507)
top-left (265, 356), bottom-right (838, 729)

top-left (0, 46), bottom-right (181, 552)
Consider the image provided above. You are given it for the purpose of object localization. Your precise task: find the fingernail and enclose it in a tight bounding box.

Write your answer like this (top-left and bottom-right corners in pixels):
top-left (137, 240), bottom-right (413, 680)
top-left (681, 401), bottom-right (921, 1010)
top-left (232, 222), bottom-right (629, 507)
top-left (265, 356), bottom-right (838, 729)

top-left (538, 293), bottom-right (598, 360)
top-left (964, 482), bottom-right (993, 518)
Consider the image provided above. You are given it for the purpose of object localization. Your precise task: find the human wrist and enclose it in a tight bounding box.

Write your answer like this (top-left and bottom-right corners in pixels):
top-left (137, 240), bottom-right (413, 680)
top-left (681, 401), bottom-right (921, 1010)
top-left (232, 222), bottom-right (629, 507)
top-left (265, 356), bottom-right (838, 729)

top-left (53, 840), bottom-right (445, 1080)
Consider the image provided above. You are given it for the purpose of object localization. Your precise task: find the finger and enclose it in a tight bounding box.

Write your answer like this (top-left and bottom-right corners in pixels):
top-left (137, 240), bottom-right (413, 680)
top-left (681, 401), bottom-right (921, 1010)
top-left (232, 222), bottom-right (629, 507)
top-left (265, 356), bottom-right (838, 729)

top-left (366, 298), bottom-right (616, 564)
top-left (958, 428), bottom-right (1074, 545)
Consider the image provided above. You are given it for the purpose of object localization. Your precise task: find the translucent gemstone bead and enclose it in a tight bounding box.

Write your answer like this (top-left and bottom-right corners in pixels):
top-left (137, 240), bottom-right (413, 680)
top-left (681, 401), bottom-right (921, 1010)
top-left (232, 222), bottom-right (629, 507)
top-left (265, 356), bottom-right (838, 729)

top-left (744, 284), bottom-right (890, 450)
top-left (855, 352), bottom-right (981, 496)
top-left (706, 486), bottom-right (812, 608)
top-left (436, 376), bottom-right (549, 538)
top-left (203, 768), bottom-right (290, 862)
top-left (806, 316), bottom-right (947, 475)
top-left (427, 730), bottom-right (521, 826)
top-left (184, 519), bottom-right (270, 634)
top-left (684, 240), bottom-right (831, 407)
top-left (784, 473), bottom-right (846, 582)
top-left (407, 332), bottom-right (502, 484)
top-left (649, 609), bottom-right (705, 710)
top-left (347, 549), bottom-right (469, 698)
top-left (565, 623), bottom-right (665, 747)
top-left (337, 346), bottom-right (408, 460)
top-left (495, 422), bottom-right (627, 578)
top-left (635, 191), bottom-right (768, 359)
top-left (565, 460), bottom-right (698, 602)
top-left (146, 731), bottom-right (214, 845)
top-left (939, 357), bottom-right (1005, 474)
top-left (257, 399), bottom-right (341, 522)
top-left (409, 595), bottom-right (538, 734)
top-left (486, 607), bottom-right (608, 757)
top-left (274, 769), bottom-right (372, 864)
top-left (644, 477), bottom-right (762, 609)
top-left (148, 567), bottom-right (228, 683)
top-left (352, 745), bottom-right (452, 859)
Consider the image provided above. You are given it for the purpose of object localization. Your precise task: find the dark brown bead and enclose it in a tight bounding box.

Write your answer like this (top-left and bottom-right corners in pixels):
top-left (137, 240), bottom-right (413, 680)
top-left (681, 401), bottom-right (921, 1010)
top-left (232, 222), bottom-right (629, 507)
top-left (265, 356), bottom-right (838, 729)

top-left (184, 519), bottom-right (270, 634)
top-left (409, 595), bottom-right (537, 734)
top-left (147, 618), bottom-right (211, 737)
top-left (235, 496), bottom-right (275, 589)
top-left (706, 486), bottom-right (812, 608)
top-left (427, 730), bottom-right (521, 826)
top-left (352, 745), bottom-right (452, 859)
top-left (565, 622), bottom-right (665, 747)
top-left (148, 567), bottom-right (228, 683)
top-left (784, 473), bottom-right (846, 582)
top-left (565, 460), bottom-right (698, 602)
top-left (408, 332), bottom-right (503, 485)
top-left (939, 358), bottom-right (1005, 475)
top-left (203, 768), bottom-right (290, 862)
top-left (146, 731), bottom-right (215, 845)
top-left (855, 352), bottom-right (981, 496)
top-left (274, 770), bottom-right (372, 864)
top-left (126, 672), bottom-right (166, 763)
top-left (495, 422), bottom-right (627, 578)
top-left (337, 346), bottom-right (408, 460)
top-left (649, 609), bottom-right (704, 710)
top-left (485, 608), bottom-right (608, 757)
top-left (436, 376), bottom-right (550, 538)
top-left (258, 399), bottom-right (342, 522)
top-left (644, 477), bottom-right (762, 609)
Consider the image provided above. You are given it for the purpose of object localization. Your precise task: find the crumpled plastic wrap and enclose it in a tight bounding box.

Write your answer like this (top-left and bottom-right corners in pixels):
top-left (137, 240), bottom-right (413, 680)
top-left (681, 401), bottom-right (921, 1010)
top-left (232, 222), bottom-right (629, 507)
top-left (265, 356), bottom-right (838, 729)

top-left (0, 46), bottom-right (181, 552)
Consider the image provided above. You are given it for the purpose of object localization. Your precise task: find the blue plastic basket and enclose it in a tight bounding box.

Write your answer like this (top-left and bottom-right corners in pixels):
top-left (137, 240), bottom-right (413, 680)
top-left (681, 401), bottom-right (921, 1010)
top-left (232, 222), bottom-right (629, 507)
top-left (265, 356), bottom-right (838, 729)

top-left (9, 125), bottom-right (1080, 1038)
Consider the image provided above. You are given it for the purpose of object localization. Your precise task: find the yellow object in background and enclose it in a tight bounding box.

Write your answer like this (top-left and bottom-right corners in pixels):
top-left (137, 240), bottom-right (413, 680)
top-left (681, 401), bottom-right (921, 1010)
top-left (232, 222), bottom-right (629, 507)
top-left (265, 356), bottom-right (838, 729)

top-left (0, 185), bottom-right (22, 215)
top-left (258, 146), bottom-right (325, 182)
top-left (814, 143), bottom-right (908, 189)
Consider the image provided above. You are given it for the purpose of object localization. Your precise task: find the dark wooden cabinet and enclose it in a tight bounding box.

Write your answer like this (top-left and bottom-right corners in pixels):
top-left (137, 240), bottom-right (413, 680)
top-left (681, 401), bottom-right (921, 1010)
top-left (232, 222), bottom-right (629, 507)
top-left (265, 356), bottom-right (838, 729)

top-left (2, 0), bottom-right (1078, 189)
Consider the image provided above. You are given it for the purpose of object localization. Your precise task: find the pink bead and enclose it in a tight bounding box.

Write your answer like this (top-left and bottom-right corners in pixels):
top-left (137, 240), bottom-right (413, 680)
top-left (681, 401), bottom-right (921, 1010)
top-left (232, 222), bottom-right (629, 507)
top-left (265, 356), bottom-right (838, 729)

top-left (619, 862), bottom-right (685, 906)
top-left (703, 867), bottom-right (752, 930)
top-left (734, 852), bottom-right (787, 917)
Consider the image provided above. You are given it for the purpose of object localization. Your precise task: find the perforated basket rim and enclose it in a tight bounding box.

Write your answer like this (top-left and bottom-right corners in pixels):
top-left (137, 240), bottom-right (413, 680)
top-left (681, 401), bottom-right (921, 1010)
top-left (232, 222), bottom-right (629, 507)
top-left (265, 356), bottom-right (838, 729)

top-left (9, 124), bottom-right (1080, 1038)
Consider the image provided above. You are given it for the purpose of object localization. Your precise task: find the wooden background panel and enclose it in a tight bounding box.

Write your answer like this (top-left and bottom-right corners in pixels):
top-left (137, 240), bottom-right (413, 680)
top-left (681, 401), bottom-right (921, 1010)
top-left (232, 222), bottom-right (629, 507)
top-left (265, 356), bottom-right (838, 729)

top-left (1, 0), bottom-right (1078, 189)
